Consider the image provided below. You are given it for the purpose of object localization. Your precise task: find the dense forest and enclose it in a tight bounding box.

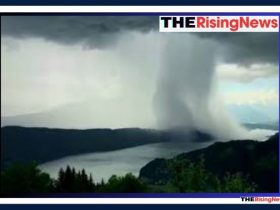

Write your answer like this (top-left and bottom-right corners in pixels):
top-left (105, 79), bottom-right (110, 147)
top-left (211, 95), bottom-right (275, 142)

top-left (0, 160), bottom-right (256, 195)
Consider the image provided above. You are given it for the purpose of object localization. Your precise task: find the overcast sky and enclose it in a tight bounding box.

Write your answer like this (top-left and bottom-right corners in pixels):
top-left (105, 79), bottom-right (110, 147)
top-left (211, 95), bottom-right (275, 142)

top-left (1, 16), bottom-right (278, 129)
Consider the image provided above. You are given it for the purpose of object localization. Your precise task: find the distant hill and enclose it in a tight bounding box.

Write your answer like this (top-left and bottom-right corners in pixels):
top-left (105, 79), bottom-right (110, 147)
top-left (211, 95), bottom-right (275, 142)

top-left (243, 122), bottom-right (278, 130)
top-left (1, 126), bottom-right (165, 168)
top-left (139, 133), bottom-right (279, 192)
top-left (1, 126), bottom-right (212, 169)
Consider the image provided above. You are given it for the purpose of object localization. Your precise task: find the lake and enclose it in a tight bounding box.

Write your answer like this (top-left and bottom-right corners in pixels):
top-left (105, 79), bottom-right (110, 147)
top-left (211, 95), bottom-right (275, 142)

top-left (39, 128), bottom-right (277, 183)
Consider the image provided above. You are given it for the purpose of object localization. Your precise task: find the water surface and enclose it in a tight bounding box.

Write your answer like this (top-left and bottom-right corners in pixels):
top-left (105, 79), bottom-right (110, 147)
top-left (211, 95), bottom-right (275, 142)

top-left (39, 129), bottom-right (277, 182)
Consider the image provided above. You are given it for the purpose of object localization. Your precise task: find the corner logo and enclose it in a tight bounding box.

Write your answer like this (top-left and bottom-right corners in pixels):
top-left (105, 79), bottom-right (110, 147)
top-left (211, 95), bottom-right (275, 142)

top-left (159, 16), bottom-right (279, 32)
top-left (241, 197), bottom-right (280, 203)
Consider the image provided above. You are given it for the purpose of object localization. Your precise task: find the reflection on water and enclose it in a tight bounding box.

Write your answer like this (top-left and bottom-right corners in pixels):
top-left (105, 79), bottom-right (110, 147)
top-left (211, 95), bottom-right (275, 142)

top-left (39, 129), bottom-right (277, 182)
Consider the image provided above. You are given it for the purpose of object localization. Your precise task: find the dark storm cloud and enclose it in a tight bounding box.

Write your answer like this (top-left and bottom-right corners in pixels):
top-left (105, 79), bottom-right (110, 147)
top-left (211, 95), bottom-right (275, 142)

top-left (1, 16), bottom-right (278, 65)
top-left (1, 16), bottom-right (158, 48)
top-left (198, 33), bottom-right (278, 65)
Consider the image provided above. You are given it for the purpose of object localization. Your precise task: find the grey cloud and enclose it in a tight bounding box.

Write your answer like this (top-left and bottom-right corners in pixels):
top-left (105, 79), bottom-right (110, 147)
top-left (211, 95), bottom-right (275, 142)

top-left (2, 16), bottom-right (277, 65)
top-left (1, 16), bottom-right (158, 48)
top-left (198, 33), bottom-right (278, 65)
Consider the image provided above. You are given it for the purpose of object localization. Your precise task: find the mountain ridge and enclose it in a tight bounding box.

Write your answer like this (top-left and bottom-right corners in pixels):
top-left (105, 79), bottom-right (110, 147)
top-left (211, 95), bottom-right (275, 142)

top-left (1, 126), bottom-right (212, 169)
top-left (139, 132), bottom-right (279, 192)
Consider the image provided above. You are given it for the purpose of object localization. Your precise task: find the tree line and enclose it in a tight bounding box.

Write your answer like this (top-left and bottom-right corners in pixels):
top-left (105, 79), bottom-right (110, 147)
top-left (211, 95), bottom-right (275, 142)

top-left (0, 158), bottom-right (257, 194)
